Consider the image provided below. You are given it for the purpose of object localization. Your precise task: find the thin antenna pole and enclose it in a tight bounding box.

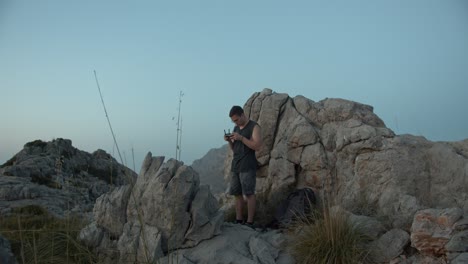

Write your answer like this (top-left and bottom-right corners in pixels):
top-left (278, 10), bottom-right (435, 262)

top-left (178, 117), bottom-right (182, 161)
top-left (175, 91), bottom-right (184, 160)
top-left (94, 70), bottom-right (124, 165)
top-left (132, 146), bottom-right (136, 172)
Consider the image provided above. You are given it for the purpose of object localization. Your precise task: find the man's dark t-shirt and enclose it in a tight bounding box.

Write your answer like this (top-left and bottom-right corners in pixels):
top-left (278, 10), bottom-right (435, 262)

top-left (231, 120), bottom-right (258, 173)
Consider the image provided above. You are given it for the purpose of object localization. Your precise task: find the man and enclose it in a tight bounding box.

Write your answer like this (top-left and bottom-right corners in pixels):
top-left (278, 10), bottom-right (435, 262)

top-left (224, 105), bottom-right (263, 227)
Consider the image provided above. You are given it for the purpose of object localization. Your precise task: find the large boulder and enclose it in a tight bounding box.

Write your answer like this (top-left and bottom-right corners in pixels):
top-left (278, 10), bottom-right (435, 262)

top-left (80, 153), bottom-right (224, 263)
top-left (223, 89), bottom-right (468, 231)
top-left (369, 228), bottom-right (410, 263)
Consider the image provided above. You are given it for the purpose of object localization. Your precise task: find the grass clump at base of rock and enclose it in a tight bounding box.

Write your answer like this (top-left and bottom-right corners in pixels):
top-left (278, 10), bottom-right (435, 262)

top-left (0, 205), bottom-right (98, 264)
top-left (287, 205), bottom-right (372, 264)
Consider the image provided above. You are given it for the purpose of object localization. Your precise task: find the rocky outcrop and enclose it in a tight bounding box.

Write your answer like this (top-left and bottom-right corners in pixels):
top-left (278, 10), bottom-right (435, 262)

top-left (191, 144), bottom-right (228, 194)
top-left (0, 138), bottom-right (134, 185)
top-left (370, 228), bottom-right (410, 263)
top-left (224, 89), bottom-right (468, 232)
top-left (79, 153), bottom-right (224, 263)
top-left (0, 138), bottom-right (136, 217)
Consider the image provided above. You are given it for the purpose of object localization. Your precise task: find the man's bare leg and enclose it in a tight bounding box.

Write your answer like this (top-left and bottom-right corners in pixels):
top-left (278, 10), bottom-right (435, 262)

top-left (235, 195), bottom-right (244, 222)
top-left (246, 194), bottom-right (256, 223)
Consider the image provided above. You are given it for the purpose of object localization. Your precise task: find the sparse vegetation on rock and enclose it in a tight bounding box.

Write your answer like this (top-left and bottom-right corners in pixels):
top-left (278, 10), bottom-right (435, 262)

top-left (0, 204), bottom-right (97, 264)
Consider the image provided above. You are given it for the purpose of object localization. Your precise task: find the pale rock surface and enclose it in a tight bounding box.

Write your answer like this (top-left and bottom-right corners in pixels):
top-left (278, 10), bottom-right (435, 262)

top-left (78, 221), bottom-right (104, 248)
top-left (79, 153), bottom-right (224, 263)
top-left (250, 235), bottom-right (279, 264)
top-left (184, 185), bottom-right (224, 247)
top-left (117, 222), bottom-right (145, 263)
top-left (159, 223), bottom-right (293, 264)
top-left (94, 185), bottom-right (132, 237)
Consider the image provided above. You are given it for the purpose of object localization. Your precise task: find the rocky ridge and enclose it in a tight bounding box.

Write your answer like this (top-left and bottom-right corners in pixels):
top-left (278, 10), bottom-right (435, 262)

top-left (0, 138), bottom-right (136, 217)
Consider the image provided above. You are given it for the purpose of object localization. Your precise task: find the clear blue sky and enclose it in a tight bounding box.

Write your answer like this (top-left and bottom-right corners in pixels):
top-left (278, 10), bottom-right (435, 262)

top-left (1, 0), bottom-right (467, 172)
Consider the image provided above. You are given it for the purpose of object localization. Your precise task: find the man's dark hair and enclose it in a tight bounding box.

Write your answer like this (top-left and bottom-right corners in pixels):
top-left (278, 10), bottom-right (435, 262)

top-left (229, 105), bottom-right (244, 117)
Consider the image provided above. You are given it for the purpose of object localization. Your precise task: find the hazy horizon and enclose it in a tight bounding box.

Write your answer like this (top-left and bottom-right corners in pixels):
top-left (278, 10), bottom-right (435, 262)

top-left (1, 0), bottom-right (467, 171)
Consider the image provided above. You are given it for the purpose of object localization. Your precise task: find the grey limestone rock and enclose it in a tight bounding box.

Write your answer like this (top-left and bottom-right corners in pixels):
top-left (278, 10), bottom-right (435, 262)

top-left (370, 228), bottom-right (410, 263)
top-left (93, 184), bottom-right (132, 237)
top-left (0, 138), bottom-right (136, 217)
top-left (159, 223), bottom-right (293, 264)
top-left (451, 253), bottom-right (468, 264)
top-left (80, 152), bottom-right (224, 263)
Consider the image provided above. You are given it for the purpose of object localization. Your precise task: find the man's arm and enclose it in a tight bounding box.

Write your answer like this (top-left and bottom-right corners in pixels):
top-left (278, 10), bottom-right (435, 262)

top-left (240, 124), bottom-right (263, 151)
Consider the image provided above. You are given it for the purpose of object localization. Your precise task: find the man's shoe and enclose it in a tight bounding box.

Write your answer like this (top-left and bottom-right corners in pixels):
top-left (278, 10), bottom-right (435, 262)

top-left (244, 222), bottom-right (255, 229)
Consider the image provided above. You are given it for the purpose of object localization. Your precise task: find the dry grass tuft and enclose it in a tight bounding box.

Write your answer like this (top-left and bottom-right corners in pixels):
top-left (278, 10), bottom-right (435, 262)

top-left (0, 205), bottom-right (98, 264)
top-left (287, 205), bottom-right (371, 264)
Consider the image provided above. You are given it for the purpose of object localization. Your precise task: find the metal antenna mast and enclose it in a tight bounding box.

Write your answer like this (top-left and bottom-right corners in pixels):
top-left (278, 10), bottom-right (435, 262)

top-left (175, 91), bottom-right (184, 160)
top-left (132, 145), bottom-right (136, 172)
top-left (178, 117), bottom-right (183, 161)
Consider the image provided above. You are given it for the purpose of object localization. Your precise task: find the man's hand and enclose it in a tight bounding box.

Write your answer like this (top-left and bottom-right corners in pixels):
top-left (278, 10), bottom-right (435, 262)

top-left (230, 132), bottom-right (243, 141)
top-left (224, 134), bottom-right (233, 142)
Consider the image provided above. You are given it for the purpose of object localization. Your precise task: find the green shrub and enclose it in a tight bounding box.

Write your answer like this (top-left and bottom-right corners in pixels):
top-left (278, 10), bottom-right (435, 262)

top-left (287, 206), bottom-right (371, 264)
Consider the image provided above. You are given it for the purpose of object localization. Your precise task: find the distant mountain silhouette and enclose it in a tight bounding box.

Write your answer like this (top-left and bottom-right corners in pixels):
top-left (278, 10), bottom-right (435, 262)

top-left (191, 144), bottom-right (228, 194)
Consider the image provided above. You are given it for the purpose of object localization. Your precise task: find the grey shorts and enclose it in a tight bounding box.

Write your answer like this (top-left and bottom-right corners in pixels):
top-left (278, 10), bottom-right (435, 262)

top-left (229, 170), bottom-right (256, 196)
